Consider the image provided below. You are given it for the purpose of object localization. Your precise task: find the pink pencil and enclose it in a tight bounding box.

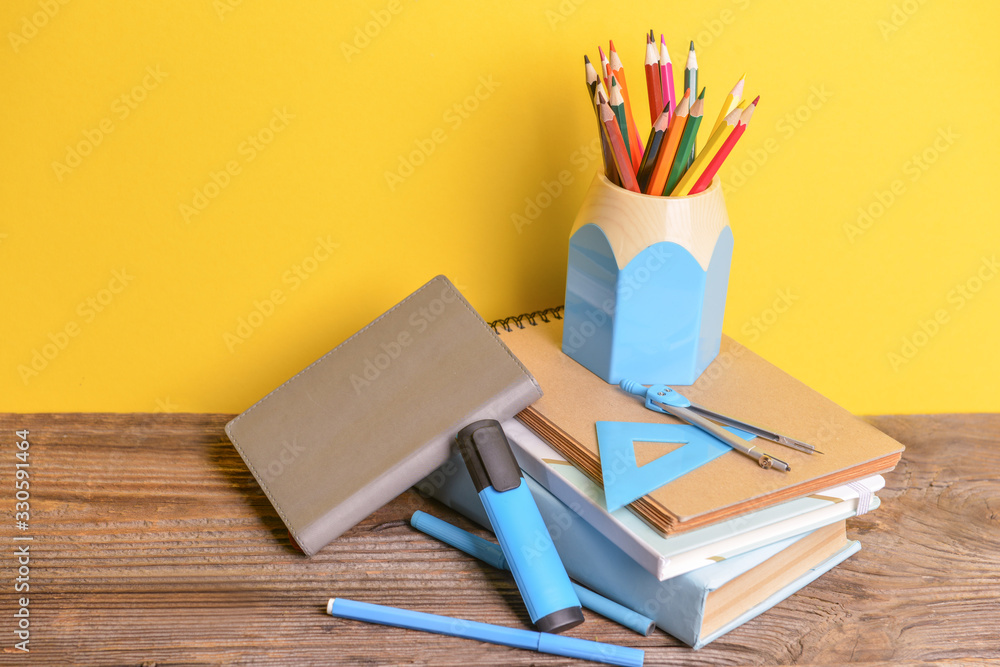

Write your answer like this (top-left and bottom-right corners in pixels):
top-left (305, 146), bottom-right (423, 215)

top-left (659, 35), bottom-right (675, 123)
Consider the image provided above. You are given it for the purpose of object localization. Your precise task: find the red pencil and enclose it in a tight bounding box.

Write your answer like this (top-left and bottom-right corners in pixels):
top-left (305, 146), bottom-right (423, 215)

top-left (644, 38), bottom-right (662, 125)
top-left (608, 40), bottom-right (644, 173)
top-left (598, 99), bottom-right (640, 192)
top-left (689, 96), bottom-right (758, 194)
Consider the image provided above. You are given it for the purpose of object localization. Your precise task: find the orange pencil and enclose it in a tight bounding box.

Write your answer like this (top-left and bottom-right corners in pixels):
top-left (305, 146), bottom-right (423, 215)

top-left (598, 99), bottom-right (640, 192)
top-left (645, 89), bottom-right (690, 195)
top-left (608, 40), bottom-right (643, 173)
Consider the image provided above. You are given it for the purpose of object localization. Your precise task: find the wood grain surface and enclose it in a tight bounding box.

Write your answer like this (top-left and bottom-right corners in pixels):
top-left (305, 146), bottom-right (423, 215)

top-left (0, 413), bottom-right (997, 666)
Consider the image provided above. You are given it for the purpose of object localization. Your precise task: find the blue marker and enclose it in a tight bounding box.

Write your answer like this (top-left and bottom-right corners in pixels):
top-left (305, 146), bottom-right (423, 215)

top-left (456, 419), bottom-right (584, 634)
top-left (327, 598), bottom-right (644, 667)
top-left (410, 511), bottom-right (656, 636)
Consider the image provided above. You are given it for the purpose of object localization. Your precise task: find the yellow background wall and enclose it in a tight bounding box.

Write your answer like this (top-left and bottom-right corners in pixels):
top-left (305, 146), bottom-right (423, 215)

top-left (2, 0), bottom-right (997, 415)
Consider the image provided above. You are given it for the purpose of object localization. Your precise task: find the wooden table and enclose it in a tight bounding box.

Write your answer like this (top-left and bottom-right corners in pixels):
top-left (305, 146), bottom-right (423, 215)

top-left (0, 413), bottom-right (997, 665)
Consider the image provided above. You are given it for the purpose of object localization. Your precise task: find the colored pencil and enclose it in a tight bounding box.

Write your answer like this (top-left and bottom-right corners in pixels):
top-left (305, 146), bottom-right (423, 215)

top-left (588, 71), bottom-right (620, 186)
top-left (665, 88), bottom-right (705, 195)
top-left (636, 106), bottom-right (670, 192)
top-left (644, 38), bottom-right (662, 125)
top-left (581, 31), bottom-right (757, 197)
top-left (689, 96), bottom-right (758, 195)
top-left (684, 42), bottom-right (698, 167)
top-left (608, 40), bottom-right (644, 172)
top-left (659, 35), bottom-right (674, 123)
top-left (598, 99), bottom-right (640, 192)
top-left (670, 106), bottom-right (740, 196)
top-left (711, 73), bottom-right (745, 136)
top-left (598, 45), bottom-right (611, 93)
top-left (608, 76), bottom-right (631, 164)
top-left (584, 54), bottom-right (605, 99)
top-left (645, 89), bottom-right (689, 195)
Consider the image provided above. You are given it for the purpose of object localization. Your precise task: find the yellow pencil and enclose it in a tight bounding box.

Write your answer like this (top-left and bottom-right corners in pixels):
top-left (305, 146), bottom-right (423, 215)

top-left (711, 73), bottom-right (745, 136)
top-left (671, 106), bottom-right (741, 196)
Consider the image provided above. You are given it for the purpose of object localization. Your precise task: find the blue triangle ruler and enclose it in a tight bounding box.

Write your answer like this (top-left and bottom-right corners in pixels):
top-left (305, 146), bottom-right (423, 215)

top-left (596, 421), bottom-right (757, 511)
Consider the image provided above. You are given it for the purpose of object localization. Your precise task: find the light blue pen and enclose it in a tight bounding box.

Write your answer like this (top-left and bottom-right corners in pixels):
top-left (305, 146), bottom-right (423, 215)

top-left (327, 598), bottom-right (644, 667)
top-left (410, 510), bottom-right (655, 636)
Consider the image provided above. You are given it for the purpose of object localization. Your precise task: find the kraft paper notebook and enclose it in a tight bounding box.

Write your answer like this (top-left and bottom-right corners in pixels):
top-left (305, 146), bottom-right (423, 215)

top-left (225, 275), bottom-right (542, 556)
top-left (495, 313), bottom-right (903, 535)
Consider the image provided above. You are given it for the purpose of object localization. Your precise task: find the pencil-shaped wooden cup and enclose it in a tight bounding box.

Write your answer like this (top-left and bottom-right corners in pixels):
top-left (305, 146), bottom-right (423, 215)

top-left (563, 172), bottom-right (733, 385)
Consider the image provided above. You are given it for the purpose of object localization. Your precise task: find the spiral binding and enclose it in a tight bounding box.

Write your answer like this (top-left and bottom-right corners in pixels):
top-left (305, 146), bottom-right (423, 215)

top-left (488, 306), bottom-right (564, 334)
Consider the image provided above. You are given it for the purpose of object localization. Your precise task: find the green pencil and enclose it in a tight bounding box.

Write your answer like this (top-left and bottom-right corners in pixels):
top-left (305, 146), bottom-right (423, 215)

top-left (684, 41), bottom-right (698, 167)
top-left (664, 88), bottom-right (704, 195)
top-left (609, 76), bottom-right (631, 162)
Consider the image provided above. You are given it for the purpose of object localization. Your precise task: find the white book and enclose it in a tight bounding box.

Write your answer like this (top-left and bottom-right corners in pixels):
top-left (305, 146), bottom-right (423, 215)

top-left (502, 418), bottom-right (882, 581)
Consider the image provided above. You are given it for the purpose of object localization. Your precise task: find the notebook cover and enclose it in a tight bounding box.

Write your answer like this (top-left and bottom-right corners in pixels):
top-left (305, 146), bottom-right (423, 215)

top-left (420, 454), bottom-right (858, 648)
top-left (504, 417), bottom-right (881, 580)
top-left (497, 317), bottom-right (903, 534)
top-left (225, 275), bottom-right (542, 556)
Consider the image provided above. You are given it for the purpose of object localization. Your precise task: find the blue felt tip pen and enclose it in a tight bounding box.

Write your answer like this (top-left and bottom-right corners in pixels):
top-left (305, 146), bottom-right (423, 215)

top-left (456, 419), bottom-right (584, 634)
top-left (327, 598), bottom-right (644, 667)
top-left (410, 510), bottom-right (656, 636)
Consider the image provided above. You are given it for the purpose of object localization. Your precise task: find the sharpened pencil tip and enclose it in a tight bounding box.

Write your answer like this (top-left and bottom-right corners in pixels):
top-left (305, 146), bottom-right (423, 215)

top-left (598, 45), bottom-right (605, 59)
top-left (609, 39), bottom-right (616, 52)
top-left (698, 87), bottom-right (706, 99)
top-left (689, 40), bottom-right (695, 50)
top-left (584, 54), bottom-right (590, 64)
top-left (752, 95), bottom-right (760, 105)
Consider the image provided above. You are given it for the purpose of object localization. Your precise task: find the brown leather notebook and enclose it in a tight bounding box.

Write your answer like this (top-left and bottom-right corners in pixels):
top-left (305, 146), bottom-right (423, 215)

top-left (225, 276), bottom-right (542, 555)
top-left (497, 315), bottom-right (903, 535)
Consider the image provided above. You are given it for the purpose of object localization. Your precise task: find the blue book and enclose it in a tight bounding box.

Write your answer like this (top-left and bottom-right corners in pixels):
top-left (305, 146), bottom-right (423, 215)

top-left (419, 451), bottom-right (860, 649)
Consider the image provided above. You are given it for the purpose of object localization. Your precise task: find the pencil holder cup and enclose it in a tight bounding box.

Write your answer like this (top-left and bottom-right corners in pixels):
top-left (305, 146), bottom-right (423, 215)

top-left (562, 173), bottom-right (734, 385)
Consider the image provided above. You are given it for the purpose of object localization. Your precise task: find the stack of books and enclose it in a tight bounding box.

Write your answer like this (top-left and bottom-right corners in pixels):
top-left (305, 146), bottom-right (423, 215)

top-left (420, 315), bottom-right (904, 648)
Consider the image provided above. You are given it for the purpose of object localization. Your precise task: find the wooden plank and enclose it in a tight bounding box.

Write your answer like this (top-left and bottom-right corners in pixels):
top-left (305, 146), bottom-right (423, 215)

top-left (0, 413), bottom-right (997, 665)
